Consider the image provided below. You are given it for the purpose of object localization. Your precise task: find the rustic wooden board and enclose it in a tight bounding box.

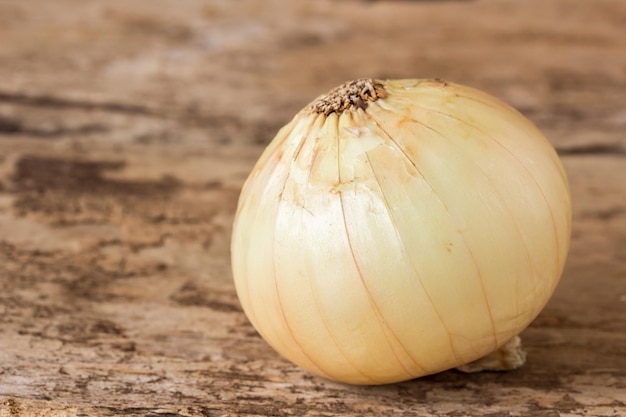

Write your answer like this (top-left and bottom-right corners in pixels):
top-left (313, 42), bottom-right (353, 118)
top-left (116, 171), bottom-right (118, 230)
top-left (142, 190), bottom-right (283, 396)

top-left (0, 1), bottom-right (625, 416)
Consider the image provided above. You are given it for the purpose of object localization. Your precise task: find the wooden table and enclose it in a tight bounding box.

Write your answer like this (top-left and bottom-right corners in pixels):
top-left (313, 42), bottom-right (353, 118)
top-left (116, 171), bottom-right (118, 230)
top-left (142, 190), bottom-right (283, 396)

top-left (1, 1), bottom-right (624, 415)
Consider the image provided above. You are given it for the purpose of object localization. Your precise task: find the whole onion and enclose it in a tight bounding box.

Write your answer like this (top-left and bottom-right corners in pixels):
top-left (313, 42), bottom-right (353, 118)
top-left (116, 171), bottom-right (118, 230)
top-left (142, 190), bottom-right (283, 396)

top-left (231, 78), bottom-right (572, 385)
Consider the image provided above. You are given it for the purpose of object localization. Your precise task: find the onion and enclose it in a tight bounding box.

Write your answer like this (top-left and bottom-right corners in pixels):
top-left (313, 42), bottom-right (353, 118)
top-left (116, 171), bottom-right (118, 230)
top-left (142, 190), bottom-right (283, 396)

top-left (231, 79), bottom-right (572, 385)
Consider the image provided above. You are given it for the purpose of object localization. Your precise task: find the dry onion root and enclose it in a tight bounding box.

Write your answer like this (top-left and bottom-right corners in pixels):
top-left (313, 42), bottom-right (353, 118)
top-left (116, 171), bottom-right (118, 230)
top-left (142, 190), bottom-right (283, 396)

top-left (231, 79), bottom-right (571, 385)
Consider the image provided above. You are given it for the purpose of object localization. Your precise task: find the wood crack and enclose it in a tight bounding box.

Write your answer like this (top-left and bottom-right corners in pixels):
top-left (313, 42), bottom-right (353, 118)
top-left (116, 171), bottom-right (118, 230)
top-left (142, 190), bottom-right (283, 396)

top-left (0, 91), bottom-right (156, 116)
top-left (556, 143), bottom-right (626, 156)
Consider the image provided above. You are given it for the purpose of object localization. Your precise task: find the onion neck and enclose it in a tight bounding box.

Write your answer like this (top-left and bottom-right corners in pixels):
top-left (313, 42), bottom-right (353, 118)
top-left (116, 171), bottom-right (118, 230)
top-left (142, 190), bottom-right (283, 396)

top-left (308, 78), bottom-right (387, 116)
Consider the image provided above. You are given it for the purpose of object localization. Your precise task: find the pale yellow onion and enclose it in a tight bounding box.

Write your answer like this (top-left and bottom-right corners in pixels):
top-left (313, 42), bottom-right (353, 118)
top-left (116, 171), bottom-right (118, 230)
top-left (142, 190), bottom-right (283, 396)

top-left (231, 79), bottom-right (571, 385)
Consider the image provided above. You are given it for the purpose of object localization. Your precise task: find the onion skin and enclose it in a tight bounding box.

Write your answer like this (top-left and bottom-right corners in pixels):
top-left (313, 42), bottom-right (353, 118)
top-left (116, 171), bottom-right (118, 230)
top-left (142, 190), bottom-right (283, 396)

top-left (231, 79), bottom-right (572, 385)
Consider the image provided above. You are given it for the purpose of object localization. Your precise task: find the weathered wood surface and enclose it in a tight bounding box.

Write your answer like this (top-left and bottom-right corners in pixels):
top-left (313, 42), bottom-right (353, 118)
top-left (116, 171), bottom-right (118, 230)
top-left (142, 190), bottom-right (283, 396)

top-left (0, 0), bottom-right (625, 416)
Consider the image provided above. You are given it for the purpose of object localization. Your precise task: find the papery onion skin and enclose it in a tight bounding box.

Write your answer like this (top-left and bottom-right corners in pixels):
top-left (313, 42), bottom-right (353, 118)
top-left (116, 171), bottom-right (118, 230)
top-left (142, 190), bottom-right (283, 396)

top-left (231, 79), bottom-right (572, 385)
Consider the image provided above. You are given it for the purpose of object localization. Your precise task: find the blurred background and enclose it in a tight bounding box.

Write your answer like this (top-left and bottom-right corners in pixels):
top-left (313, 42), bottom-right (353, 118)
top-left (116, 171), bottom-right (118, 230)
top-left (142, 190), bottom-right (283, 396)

top-left (0, 0), bottom-right (624, 415)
